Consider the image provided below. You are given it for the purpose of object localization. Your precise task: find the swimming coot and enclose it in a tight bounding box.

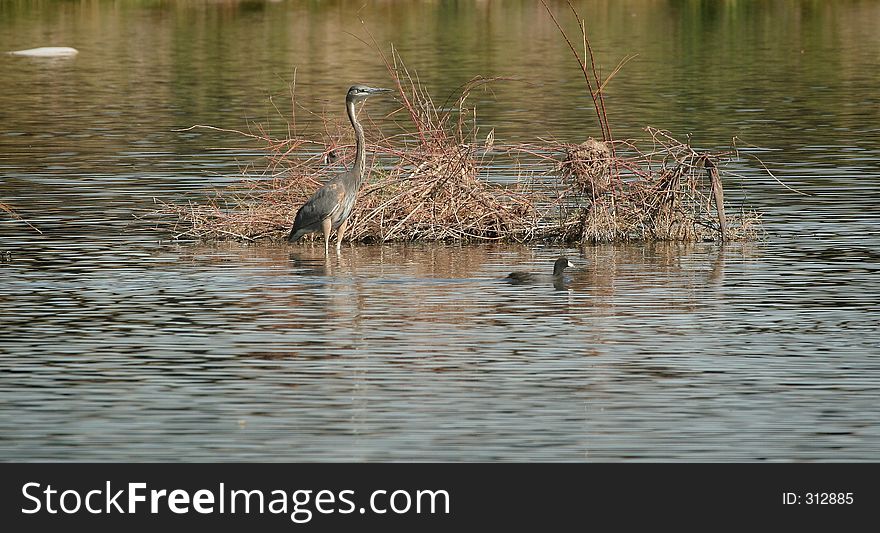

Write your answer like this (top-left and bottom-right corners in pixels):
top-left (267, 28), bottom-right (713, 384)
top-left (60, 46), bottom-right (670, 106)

top-left (506, 256), bottom-right (575, 284)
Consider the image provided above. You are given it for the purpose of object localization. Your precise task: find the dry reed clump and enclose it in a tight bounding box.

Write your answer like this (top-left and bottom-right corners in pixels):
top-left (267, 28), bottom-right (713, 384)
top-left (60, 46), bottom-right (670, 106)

top-left (349, 144), bottom-right (542, 242)
top-left (545, 128), bottom-right (763, 243)
top-left (560, 138), bottom-right (613, 198)
top-left (149, 95), bottom-right (762, 245)
top-left (532, 0), bottom-right (762, 243)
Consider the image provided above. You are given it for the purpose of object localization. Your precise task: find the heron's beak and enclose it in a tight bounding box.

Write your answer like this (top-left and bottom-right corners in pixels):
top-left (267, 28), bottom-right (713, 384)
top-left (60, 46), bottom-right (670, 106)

top-left (567, 260), bottom-right (575, 268)
top-left (365, 87), bottom-right (392, 94)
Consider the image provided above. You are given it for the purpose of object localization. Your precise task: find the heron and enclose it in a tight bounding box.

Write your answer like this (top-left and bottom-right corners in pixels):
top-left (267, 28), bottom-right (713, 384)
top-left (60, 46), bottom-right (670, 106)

top-left (287, 85), bottom-right (391, 254)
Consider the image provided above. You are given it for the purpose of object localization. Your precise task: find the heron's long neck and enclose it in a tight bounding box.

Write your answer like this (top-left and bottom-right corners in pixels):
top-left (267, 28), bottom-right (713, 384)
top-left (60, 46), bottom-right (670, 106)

top-left (346, 99), bottom-right (366, 186)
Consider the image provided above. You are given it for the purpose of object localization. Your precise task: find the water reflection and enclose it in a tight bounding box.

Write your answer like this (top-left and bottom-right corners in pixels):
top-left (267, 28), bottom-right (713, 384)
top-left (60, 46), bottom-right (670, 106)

top-left (2, 238), bottom-right (879, 460)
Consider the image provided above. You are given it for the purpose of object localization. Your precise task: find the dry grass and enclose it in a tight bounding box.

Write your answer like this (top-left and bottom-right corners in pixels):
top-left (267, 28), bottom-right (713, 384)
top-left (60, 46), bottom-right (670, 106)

top-left (539, 128), bottom-right (763, 243)
top-left (1, 200), bottom-right (42, 234)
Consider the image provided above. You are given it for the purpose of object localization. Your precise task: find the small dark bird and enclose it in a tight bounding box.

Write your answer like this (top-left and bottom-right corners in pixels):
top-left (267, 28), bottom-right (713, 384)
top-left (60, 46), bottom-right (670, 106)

top-left (288, 85), bottom-right (391, 254)
top-left (506, 256), bottom-right (575, 285)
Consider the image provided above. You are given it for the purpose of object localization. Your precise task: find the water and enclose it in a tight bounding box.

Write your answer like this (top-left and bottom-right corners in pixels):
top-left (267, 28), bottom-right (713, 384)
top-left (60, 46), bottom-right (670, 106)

top-left (1, 0), bottom-right (878, 461)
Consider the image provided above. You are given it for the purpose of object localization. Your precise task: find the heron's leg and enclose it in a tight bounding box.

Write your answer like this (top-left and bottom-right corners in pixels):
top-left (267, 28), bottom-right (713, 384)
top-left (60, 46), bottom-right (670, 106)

top-left (335, 219), bottom-right (349, 251)
top-left (322, 217), bottom-right (332, 255)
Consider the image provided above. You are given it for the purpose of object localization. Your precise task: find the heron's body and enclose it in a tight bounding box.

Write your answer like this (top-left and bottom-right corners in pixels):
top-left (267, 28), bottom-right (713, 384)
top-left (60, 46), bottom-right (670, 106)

top-left (288, 85), bottom-right (389, 254)
top-left (287, 175), bottom-right (350, 241)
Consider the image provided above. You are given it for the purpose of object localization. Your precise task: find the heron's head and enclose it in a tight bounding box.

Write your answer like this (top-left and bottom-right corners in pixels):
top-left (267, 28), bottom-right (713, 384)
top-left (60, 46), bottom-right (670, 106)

top-left (347, 85), bottom-right (392, 103)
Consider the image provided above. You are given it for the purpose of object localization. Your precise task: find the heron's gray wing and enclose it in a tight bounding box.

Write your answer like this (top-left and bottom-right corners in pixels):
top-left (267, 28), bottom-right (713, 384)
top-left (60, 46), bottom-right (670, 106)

top-left (290, 181), bottom-right (344, 234)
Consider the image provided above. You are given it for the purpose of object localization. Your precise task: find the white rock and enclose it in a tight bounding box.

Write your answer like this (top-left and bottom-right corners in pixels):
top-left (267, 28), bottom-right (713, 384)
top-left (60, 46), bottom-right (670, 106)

top-left (8, 47), bottom-right (79, 57)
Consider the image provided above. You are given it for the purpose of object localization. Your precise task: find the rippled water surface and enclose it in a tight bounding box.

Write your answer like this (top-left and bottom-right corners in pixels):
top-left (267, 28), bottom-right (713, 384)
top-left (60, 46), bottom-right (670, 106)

top-left (1, 0), bottom-right (879, 461)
